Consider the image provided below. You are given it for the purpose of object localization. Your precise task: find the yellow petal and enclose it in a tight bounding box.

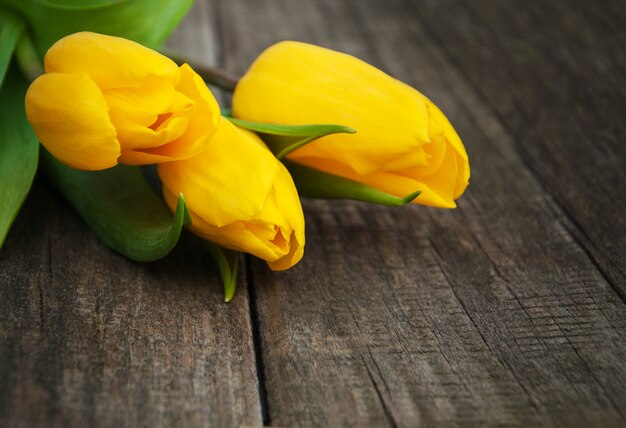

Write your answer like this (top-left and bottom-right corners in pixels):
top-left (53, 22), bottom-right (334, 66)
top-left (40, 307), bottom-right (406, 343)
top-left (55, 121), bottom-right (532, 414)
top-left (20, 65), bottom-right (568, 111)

top-left (423, 97), bottom-right (470, 198)
top-left (104, 78), bottom-right (177, 127)
top-left (266, 164), bottom-right (305, 271)
top-left (233, 41), bottom-right (471, 207)
top-left (119, 64), bottom-right (220, 164)
top-left (105, 78), bottom-right (194, 150)
top-left (159, 122), bottom-right (305, 269)
top-left (158, 119), bottom-right (279, 227)
top-left (163, 187), bottom-right (289, 264)
top-left (25, 73), bottom-right (120, 170)
top-left (233, 41), bottom-right (431, 175)
top-left (44, 32), bottom-right (179, 90)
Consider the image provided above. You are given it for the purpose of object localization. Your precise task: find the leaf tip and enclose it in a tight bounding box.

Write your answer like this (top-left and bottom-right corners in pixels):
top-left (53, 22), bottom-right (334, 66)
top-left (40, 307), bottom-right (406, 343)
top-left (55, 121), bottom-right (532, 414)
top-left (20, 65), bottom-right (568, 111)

top-left (176, 192), bottom-right (192, 226)
top-left (400, 189), bottom-right (421, 205)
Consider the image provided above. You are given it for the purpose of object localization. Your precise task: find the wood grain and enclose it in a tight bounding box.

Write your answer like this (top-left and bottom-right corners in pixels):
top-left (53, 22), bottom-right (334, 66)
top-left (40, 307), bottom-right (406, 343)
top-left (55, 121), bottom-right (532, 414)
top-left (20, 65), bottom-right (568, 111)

top-left (0, 2), bottom-right (262, 427)
top-left (217, 0), bottom-right (626, 426)
top-left (1, 0), bottom-right (625, 427)
top-left (410, 0), bottom-right (626, 299)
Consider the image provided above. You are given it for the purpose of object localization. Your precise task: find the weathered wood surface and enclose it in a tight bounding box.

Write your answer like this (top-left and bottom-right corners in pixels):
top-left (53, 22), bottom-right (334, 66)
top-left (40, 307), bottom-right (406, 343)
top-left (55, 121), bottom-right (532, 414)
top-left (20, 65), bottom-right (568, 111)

top-left (1, 0), bottom-right (625, 427)
top-left (412, 0), bottom-right (626, 300)
top-left (0, 181), bottom-right (262, 428)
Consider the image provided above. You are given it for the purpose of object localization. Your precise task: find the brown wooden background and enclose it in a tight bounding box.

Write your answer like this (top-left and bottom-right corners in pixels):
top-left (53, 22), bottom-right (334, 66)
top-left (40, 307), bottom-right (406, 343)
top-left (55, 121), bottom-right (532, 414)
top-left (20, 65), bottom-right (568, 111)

top-left (1, 0), bottom-right (625, 426)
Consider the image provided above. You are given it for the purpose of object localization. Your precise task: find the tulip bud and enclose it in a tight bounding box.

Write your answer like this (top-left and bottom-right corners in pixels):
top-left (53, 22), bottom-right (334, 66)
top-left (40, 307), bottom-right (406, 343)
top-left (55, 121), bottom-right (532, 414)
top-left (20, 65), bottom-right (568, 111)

top-left (25, 32), bottom-right (220, 170)
top-left (158, 119), bottom-right (305, 271)
top-left (232, 41), bottom-right (470, 208)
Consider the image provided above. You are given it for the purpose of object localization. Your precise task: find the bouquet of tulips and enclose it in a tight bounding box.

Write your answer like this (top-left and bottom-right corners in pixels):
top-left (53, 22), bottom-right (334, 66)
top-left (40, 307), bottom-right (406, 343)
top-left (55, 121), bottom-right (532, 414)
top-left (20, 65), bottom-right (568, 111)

top-left (0, 1), bottom-right (469, 301)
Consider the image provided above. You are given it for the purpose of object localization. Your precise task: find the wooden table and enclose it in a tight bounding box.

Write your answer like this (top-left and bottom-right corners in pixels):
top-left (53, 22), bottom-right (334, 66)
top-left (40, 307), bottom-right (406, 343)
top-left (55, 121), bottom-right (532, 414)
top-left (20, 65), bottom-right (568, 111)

top-left (1, 0), bottom-right (624, 426)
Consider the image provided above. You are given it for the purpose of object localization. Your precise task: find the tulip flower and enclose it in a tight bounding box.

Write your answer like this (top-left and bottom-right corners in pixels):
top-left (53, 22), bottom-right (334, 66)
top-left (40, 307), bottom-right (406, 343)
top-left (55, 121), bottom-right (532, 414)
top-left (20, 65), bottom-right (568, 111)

top-left (232, 41), bottom-right (470, 208)
top-left (158, 119), bottom-right (305, 271)
top-left (25, 32), bottom-right (220, 170)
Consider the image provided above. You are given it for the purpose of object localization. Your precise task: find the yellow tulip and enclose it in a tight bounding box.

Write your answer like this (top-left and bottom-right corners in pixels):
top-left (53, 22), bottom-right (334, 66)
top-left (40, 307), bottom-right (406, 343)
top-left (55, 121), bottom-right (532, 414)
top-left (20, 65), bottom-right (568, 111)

top-left (158, 119), bottom-right (305, 271)
top-left (232, 41), bottom-right (470, 208)
top-left (25, 32), bottom-right (220, 171)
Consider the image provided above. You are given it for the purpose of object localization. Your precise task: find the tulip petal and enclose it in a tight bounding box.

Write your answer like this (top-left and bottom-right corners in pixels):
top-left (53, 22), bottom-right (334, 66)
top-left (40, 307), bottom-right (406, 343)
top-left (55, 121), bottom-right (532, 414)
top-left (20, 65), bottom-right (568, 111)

top-left (44, 32), bottom-right (179, 90)
top-left (233, 41), bottom-right (431, 175)
top-left (158, 119), bottom-right (279, 227)
top-left (266, 164), bottom-right (305, 271)
top-left (119, 64), bottom-right (220, 164)
top-left (105, 78), bottom-right (194, 150)
top-left (376, 146), bottom-right (459, 208)
top-left (159, 123), bottom-right (305, 270)
top-left (162, 188), bottom-right (284, 263)
top-left (233, 41), bottom-right (470, 207)
top-left (423, 97), bottom-right (470, 198)
top-left (364, 172), bottom-right (456, 208)
top-left (104, 78), bottom-right (178, 126)
top-left (25, 72), bottom-right (120, 170)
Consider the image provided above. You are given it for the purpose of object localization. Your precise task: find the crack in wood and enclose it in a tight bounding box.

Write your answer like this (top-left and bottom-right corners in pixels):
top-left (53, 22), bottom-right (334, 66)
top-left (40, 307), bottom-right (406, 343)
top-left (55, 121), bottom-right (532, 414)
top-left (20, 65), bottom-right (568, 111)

top-left (245, 255), bottom-right (272, 426)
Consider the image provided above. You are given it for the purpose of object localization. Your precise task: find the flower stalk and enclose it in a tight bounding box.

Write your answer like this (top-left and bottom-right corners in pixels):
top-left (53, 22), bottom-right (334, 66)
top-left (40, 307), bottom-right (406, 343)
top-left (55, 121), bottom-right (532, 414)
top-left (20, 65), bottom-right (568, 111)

top-left (162, 49), bottom-right (239, 91)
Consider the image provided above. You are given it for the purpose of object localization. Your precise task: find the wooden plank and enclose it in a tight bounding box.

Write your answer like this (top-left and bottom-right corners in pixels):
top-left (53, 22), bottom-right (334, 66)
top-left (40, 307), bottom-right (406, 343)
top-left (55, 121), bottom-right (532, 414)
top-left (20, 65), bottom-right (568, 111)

top-left (217, 0), bottom-right (626, 426)
top-left (408, 0), bottom-right (626, 298)
top-left (0, 2), bottom-right (263, 426)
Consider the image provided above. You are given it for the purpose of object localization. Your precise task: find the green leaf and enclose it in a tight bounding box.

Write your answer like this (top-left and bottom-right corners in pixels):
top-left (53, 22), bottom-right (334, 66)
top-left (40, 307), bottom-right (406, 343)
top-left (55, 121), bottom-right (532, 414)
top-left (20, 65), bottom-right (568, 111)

top-left (41, 149), bottom-right (191, 262)
top-left (0, 65), bottom-right (39, 248)
top-left (0, 9), bottom-right (24, 87)
top-left (14, 31), bottom-right (43, 81)
top-left (0, 0), bottom-right (194, 56)
top-left (226, 116), bottom-right (355, 159)
top-left (285, 160), bottom-right (421, 206)
top-left (204, 242), bottom-right (239, 302)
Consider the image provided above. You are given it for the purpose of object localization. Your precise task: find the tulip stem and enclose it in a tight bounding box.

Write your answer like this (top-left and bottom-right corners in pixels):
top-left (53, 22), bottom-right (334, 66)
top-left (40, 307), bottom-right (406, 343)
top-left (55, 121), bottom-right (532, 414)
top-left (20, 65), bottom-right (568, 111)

top-left (188, 62), bottom-right (239, 91)
top-left (161, 49), bottom-right (239, 91)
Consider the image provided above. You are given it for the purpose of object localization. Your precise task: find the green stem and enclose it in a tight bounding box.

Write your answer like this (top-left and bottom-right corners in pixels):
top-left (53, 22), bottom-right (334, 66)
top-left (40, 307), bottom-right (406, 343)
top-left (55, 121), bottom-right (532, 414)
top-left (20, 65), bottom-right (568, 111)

top-left (161, 49), bottom-right (239, 92)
